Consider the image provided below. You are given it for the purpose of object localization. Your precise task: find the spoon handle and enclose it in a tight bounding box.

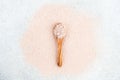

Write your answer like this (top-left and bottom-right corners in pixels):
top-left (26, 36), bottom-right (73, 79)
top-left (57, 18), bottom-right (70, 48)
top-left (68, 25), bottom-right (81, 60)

top-left (57, 38), bottom-right (63, 67)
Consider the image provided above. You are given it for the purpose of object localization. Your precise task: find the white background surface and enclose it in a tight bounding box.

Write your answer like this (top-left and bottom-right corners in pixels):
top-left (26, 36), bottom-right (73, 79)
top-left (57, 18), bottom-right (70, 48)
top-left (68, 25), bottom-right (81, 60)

top-left (0, 0), bottom-right (120, 80)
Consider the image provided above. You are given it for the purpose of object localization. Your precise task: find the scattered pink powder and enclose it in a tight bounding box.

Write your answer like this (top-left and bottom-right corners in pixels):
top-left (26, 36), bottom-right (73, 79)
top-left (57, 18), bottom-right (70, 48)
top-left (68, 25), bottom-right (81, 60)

top-left (21, 5), bottom-right (96, 76)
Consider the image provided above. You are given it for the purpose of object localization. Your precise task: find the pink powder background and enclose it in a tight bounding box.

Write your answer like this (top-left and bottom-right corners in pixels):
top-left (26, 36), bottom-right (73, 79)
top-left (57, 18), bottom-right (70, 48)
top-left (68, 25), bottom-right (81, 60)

top-left (21, 5), bottom-right (96, 76)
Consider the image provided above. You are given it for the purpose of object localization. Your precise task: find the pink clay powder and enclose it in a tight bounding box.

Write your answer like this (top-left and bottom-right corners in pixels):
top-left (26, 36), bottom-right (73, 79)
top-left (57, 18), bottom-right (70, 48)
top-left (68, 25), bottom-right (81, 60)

top-left (21, 5), bottom-right (96, 76)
